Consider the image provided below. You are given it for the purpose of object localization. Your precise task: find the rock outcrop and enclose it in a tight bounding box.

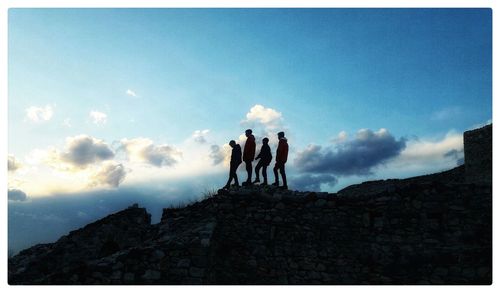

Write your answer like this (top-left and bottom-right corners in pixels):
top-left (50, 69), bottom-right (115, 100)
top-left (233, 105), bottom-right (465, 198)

top-left (8, 125), bottom-right (492, 285)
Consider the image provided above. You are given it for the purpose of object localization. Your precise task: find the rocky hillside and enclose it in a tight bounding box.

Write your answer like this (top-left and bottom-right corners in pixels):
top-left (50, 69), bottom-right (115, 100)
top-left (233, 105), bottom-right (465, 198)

top-left (8, 125), bottom-right (492, 285)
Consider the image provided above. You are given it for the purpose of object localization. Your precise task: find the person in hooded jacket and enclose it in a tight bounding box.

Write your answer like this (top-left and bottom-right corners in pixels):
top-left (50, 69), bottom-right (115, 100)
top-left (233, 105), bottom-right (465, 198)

top-left (253, 137), bottom-right (272, 185)
top-left (242, 129), bottom-right (256, 185)
top-left (223, 140), bottom-right (242, 189)
top-left (273, 131), bottom-right (289, 189)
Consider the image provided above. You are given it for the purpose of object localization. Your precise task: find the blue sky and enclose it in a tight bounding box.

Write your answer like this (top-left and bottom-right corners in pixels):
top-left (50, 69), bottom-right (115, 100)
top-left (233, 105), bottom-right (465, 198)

top-left (8, 8), bottom-right (491, 252)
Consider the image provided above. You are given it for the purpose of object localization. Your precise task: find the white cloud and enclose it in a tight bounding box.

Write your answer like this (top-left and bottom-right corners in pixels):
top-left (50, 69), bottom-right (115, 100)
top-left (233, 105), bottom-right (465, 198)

top-left (90, 161), bottom-right (127, 187)
top-left (62, 118), bottom-right (72, 128)
top-left (240, 104), bottom-right (287, 146)
top-left (192, 129), bottom-right (210, 143)
top-left (126, 89), bottom-right (138, 97)
top-left (331, 130), bottom-right (348, 143)
top-left (18, 137), bottom-right (118, 195)
top-left (209, 144), bottom-right (226, 165)
top-left (242, 104), bottom-right (283, 130)
top-left (120, 137), bottom-right (182, 167)
top-left (89, 111), bottom-right (107, 125)
top-left (381, 131), bottom-right (464, 176)
top-left (46, 135), bottom-right (115, 169)
top-left (26, 105), bottom-right (53, 122)
top-left (8, 154), bottom-right (22, 172)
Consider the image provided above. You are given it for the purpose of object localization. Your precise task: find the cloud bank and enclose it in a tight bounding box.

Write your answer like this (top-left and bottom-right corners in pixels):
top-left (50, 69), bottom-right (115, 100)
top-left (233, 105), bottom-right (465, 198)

top-left (295, 128), bottom-right (406, 176)
top-left (292, 174), bottom-right (338, 191)
top-left (90, 161), bottom-right (127, 187)
top-left (120, 138), bottom-right (181, 167)
top-left (209, 145), bottom-right (225, 166)
top-left (8, 189), bottom-right (28, 202)
top-left (385, 131), bottom-right (464, 172)
top-left (59, 135), bottom-right (115, 168)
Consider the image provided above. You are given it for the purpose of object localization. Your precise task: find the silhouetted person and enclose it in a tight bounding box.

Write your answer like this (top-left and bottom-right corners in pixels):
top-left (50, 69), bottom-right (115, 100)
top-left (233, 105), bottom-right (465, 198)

top-left (223, 140), bottom-right (242, 189)
top-left (273, 131), bottom-right (288, 189)
top-left (253, 137), bottom-right (272, 185)
top-left (242, 129), bottom-right (256, 185)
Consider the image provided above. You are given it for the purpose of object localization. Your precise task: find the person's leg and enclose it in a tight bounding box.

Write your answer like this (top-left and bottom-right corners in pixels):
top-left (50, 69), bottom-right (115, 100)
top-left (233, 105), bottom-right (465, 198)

top-left (229, 163), bottom-right (239, 187)
top-left (254, 161), bottom-right (262, 183)
top-left (279, 163), bottom-right (287, 189)
top-left (225, 163), bottom-right (234, 188)
top-left (233, 169), bottom-right (239, 186)
top-left (262, 164), bottom-right (268, 185)
top-left (245, 161), bottom-right (252, 183)
top-left (273, 163), bottom-right (279, 186)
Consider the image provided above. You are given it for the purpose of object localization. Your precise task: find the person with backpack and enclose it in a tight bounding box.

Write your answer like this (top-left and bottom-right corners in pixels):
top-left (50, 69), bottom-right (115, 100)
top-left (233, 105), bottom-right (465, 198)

top-left (223, 140), bottom-right (242, 189)
top-left (253, 137), bottom-right (272, 185)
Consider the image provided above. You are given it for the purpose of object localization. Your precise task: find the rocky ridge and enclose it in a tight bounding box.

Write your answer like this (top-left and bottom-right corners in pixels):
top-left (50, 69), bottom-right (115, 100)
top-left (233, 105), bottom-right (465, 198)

top-left (8, 125), bottom-right (492, 285)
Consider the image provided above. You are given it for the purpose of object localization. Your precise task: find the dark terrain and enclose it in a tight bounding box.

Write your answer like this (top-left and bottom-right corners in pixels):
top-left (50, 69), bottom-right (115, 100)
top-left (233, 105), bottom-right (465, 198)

top-left (8, 124), bottom-right (492, 285)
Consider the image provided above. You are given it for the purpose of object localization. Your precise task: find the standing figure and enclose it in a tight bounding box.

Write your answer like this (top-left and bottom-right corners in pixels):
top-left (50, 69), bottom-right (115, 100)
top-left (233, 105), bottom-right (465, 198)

top-left (273, 131), bottom-right (289, 189)
top-left (242, 129), bottom-right (256, 185)
top-left (253, 137), bottom-right (272, 185)
top-left (223, 140), bottom-right (242, 189)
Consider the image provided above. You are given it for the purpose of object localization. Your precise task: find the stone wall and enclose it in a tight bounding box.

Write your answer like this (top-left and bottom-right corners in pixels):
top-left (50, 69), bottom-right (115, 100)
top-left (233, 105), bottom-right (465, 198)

top-left (177, 181), bottom-right (490, 285)
top-left (464, 123), bottom-right (492, 184)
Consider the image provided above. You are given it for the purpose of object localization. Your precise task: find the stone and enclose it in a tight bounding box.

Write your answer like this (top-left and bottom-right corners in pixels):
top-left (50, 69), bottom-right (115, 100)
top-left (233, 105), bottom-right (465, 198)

top-left (315, 199), bottom-right (327, 207)
top-left (434, 267), bottom-right (448, 276)
top-left (152, 249), bottom-right (165, 260)
top-left (275, 202), bottom-right (285, 210)
top-left (201, 238), bottom-right (210, 247)
top-left (110, 271), bottom-right (122, 280)
top-left (462, 268), bottom-right (476, 279)
top-left (177, 259), bottom-right (190, 268)
top-left (247, 259), bottom-right (257, 267)
top-left (123, 273), bottom-right (135, 282)
top-left (142, 270), bottom-right (161, 280)
top-left (189, 267), bottom-right (205, 278)
top-left (316, 263), bottom-right (326, 272)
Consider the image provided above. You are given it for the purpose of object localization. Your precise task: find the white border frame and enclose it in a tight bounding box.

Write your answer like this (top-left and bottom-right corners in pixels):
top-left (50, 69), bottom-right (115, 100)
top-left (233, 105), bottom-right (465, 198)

top-left (1, 1), bottom-right (496, 292)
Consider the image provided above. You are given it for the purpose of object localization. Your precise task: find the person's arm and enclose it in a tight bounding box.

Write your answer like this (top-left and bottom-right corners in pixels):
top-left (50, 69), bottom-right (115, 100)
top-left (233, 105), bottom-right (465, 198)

top-left (266, 145), bottom-right (272, 159)
top-left (276, 142), bottom-right (282, 162)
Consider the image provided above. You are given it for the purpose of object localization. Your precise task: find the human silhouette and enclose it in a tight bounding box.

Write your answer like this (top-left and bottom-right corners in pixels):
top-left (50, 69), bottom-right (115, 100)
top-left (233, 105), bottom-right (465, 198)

top-left (273, 131), bottom-right (288, 189)
top-left (242, 129), bottom-right (256, 186)
top-left (253, 137), bottom-right (272, 185)
top-left (223, 140), bottom-right (242, 189)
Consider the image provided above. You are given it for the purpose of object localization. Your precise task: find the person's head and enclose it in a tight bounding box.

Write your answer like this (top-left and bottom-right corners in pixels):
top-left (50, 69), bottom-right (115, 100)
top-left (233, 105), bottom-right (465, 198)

top-left (277, 131), bottom-right (285, 139)
top-left (229, 140), bottom-right (236, 148)
top-left (262, 137), bottom-right (269, 145)
top-left (245, 129), bottom-right (252, 137)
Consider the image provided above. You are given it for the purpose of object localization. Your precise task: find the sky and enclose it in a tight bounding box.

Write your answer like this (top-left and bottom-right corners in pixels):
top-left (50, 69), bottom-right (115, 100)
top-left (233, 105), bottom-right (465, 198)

top-left (7, 8), bottom-right (492, 252)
